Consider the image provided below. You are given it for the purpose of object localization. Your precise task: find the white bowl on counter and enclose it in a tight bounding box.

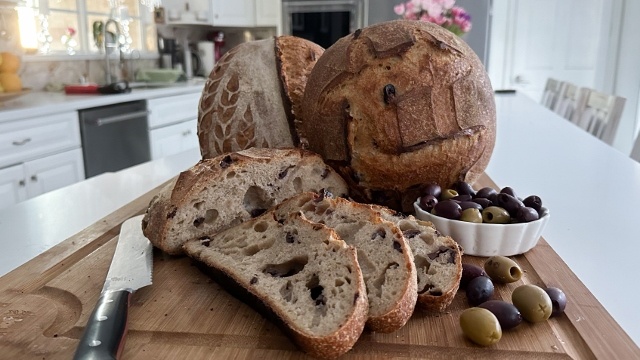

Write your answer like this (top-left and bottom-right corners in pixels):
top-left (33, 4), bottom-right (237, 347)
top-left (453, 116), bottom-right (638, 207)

top-left (413, 200), bottom-right (550, 257)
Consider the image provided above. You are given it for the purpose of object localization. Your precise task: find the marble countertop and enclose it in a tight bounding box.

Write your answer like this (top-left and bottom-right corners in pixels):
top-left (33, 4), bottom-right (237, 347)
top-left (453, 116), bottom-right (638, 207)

top-left (0, 81), bottom-right (206, 123)
top-left (0, 92), bottom-right (638, 347)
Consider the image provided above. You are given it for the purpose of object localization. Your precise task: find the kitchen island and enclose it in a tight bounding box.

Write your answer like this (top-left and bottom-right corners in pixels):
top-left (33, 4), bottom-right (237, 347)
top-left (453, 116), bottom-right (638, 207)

top-left (0, 92), bottom-right (638, 357)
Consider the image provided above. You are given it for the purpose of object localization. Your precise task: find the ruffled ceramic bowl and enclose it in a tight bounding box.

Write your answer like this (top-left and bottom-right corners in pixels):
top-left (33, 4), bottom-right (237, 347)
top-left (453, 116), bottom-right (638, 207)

top-left (413, 200), bottom-right (550, 257)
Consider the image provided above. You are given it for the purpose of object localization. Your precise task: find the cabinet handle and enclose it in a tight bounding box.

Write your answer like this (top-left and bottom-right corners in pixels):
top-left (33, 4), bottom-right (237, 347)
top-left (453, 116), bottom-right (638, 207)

top-left (19, 179), bottom-right (25, 187)
top-left (182, 130), bottom-right (192, 136)
top-left (31, 175), bottom-right (38, 182)
top-left (12, 138), bottom-right (32, 146)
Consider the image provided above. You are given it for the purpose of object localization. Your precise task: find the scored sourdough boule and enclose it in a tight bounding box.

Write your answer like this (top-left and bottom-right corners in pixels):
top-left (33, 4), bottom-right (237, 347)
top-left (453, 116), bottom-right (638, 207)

top-left (273, 191), bottom-right (417, 333)
top-left (372, 206), bottom-right (463, 312)
top-left (182, 212), bottom-right (368, 359)
top-left (301, 20), bottom-right (496, 212)
top-left (142, 148), bottom-right (348, 255)
top-left (198, 36), bottom-right (323, 158)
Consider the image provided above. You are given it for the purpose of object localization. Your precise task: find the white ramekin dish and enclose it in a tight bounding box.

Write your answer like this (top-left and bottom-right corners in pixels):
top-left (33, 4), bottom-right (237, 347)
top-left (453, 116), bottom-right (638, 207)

top-left (413, 200), bottom-right (550, 257)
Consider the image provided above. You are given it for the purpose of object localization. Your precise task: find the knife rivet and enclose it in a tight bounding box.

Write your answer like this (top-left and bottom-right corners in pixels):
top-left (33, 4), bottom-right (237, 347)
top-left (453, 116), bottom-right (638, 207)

top-left (97, 315), bottom-right (108, 321)
top-left (89, 340), bottom-right (102, 347)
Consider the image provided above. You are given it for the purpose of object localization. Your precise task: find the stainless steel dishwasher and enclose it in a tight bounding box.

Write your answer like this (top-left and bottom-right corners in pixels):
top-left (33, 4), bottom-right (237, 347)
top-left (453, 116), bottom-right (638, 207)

top-left (78, 100), bottom-right (151, 178)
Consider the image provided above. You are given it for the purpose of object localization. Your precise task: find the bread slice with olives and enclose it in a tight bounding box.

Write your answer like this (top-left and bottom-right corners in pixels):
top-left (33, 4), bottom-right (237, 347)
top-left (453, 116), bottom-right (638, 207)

top-left (272, 191), bottom-right (417, 333)
top-left (182, 212), bottom-right (368, 359)
top-left (372, 206), bottom-right (463, 312)
top-left (142, 147), bottom-right (349, 255)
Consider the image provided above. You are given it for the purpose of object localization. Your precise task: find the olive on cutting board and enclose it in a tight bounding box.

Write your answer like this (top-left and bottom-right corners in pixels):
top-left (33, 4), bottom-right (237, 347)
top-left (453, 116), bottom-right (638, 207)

top-left (484, 256), bottom-right (523, 283)
top-left (545, 287), bottom-right (568, 317)
top-left (460, 263), bottom-right (487, 289)
top-left (478, 300), bottom-right (523, 330)
top-left (466, 276), bottom-right (494, 306)
top-left (512, 284), bottom-right (553, 322)
top-left (459, 307), bottom-right (502, 346)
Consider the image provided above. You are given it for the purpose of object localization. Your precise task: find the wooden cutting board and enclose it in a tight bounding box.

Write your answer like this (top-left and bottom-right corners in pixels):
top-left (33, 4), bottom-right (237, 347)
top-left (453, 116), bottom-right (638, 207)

top-left (0, 173), bottom-right (638, 359)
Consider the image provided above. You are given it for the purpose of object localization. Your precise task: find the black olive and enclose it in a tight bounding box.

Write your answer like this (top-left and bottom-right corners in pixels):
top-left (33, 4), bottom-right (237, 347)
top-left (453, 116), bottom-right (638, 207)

top-left (475, 187), bottom-right (497, 199)
top-left (460, 263), bottom-right (487, 289)
top-left (419, 194), bottom-right (438, 213)
top-left (472, 197), bottom-right (493, 209)
top-left (545, 287), bottom-right (567, 317)
top-left (479, 300), bottom-right (523, 330)
top-left (460, 201), bottom-right (483, 211)
top-left (452, 194), bottom-right (473, 202)
top-left (432, 200), bottom-right (462, 220)
top-left (466, 276), bottom-right (494, 306)
top-left (500, 186), bottom-right (517, 198)
top-left (523, 195), bottom-right (543, 213)
top-left (383, 84), bottom-right (396, 104)
top-left (423, 183), bottom-right (442, 198)
top-left (454, 181), bottom-right (476, 197)
top-left (495, 193), bottom-right (524, 217)
top-left (515, 206), bottom-right (539, 223)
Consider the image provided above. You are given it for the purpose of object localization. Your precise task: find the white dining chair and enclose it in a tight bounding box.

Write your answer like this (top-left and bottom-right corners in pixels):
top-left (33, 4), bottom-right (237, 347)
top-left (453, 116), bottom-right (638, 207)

top-left (552, 82), bottom-right (590, 124)
top-left (631, 134), bottom-right (640, 162)
top-left (541, 78), bottom-right (563, 110)
top-left (575, 90), bottom-right (626, 145)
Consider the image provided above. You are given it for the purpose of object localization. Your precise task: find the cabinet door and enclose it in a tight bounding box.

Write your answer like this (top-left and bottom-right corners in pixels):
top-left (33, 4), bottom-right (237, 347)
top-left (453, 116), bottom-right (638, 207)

top-left (0, 164), bottom-right (27, 210)
top-left (148, 93), bottom-right (201, 129)
top-left (256, 0), bottom-right (281, 27)
top-left (23, 149), bottom-right (85, 199)
top-left (150, 119), bottom-right (198, 160)
top-left (212, 0), bottom-right (255, 27)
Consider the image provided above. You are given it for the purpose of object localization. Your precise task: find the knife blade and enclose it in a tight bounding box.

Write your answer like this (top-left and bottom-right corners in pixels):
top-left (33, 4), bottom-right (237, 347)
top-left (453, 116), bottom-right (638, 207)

top-left (73, 215), bottom-right (153, 360)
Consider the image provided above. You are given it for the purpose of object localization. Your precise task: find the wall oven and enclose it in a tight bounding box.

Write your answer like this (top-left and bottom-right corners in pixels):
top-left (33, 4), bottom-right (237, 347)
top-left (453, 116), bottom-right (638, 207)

top-left (282, 0), bottom-right (368, 48)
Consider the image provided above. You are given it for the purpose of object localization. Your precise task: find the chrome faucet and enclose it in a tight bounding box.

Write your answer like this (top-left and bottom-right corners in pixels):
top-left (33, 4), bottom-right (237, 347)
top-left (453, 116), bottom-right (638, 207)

top-left (104, 18), bottom-right (121, 84)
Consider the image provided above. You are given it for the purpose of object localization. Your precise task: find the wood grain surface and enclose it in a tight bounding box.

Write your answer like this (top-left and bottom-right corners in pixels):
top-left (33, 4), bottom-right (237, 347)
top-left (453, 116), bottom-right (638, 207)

top-left (0, 173), bottom-right (638, 359)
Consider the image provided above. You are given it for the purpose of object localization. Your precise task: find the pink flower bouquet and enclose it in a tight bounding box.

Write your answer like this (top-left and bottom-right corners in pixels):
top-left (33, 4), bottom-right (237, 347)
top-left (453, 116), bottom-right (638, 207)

top-left (394, 0), bottom-right (472, 36)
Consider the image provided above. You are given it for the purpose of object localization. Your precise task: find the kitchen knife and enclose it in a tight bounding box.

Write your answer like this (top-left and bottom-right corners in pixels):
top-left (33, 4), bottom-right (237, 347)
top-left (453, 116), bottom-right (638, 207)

top-left (73, 215), bottom-right (153, 360)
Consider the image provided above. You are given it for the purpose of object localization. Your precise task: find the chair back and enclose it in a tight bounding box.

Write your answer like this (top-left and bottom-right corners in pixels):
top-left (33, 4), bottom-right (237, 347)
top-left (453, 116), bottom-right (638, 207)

top-left (575, 90), bottom-right (626, 145)
top-left (631, 134), bottom-right (640, 162)
top-left (552, 82), bottom-right (590, 123)
top-left (541, 78), bottom-right (563, 109)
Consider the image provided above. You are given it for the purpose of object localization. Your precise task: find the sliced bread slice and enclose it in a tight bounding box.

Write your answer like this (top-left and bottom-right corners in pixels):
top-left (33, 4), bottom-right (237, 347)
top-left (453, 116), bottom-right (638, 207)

top-left (142, 147), bottom-right (348, 255)
top-left (373, 206), bottom-right (463, 312)
top-left (182, 212), bottom-right (368, 359)
top-left (273, 192), bottom-right (417, 333)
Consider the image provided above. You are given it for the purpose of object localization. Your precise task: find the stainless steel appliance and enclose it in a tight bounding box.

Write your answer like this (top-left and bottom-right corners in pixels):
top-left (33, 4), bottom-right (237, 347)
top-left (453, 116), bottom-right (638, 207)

top-left (79, 101), bottom-right (151, 178)
top-left (282, 0), bottom-right (367, 48)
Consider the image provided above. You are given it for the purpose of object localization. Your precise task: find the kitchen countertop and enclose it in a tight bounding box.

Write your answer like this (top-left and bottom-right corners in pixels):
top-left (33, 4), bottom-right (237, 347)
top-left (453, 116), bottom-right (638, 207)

top-left (0, 92), bottom-right (639, 347)
top-left (0, 81), bottom-right (206, 123)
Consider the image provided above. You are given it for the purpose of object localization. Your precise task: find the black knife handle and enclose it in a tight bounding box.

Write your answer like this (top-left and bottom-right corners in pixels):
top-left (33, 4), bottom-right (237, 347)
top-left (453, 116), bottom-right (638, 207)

top-left (73, 290), bottom-right (131, 360)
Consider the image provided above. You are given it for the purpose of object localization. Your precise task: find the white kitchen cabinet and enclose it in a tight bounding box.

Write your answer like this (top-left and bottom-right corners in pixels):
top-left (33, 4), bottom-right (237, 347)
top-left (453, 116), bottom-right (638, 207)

top-left (255, 0), bottom-right (281, 27)
top-left (0, 164), bottom-right (27, 210)
top-left (0, 111), bottom-right (85, 210)
top-left (23, 149), bottom-right (85, 199)
top-left (0, 149), bottom-right (85, 210)
top-left (162, 0), bottom-right (280, 27)
top-left (148, 93), bottom-right (200, 160)
top-left (212, 0), bottom-right (255, 27)
top-left (150, 119), bottom-right (198, 159)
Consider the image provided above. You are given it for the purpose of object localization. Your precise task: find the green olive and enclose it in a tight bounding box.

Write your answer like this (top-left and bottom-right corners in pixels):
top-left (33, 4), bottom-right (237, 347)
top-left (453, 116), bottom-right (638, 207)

top-left (484, 256), bottom-right (523, 283)
top-left (459, 307), bottom-right (502, 346)
top-left (482, 206), bottom-right (511, 224)
top-left (460, 208), bottom-right (483, 223)
top-left (511, 284), bottom-right (552, 322)
top-left (440, 188), bottom-right (459, 200)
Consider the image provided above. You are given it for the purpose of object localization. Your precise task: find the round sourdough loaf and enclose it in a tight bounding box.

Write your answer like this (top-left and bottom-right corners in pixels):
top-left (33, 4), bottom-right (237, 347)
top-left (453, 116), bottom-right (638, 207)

top-left (198, 36), bottom-right (323, 159)
top-left (301, 20), bottom-right (496, 212)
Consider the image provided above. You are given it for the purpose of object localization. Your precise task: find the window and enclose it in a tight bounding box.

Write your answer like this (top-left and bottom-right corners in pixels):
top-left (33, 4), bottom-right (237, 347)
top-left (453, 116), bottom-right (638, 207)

top-left (19, 0), bottom-right (157, 56)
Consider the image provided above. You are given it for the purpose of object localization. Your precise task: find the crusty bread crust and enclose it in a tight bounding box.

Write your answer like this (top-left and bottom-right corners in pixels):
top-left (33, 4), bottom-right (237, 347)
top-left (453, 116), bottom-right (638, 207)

top-left (301, 20), bottom-right (496, 211)
top-left (275, 36), bottom-right (324, 147)
top-left (198, 38), bottom-right (294, 158)
top-left (183, 213), bottom-right (368, 359)
top-left (273, 192), bottom-right (417, 333)
top-left (142, 148), bottom-right (349, 255)
top-left (372, 206), bottom-right (463, 312)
